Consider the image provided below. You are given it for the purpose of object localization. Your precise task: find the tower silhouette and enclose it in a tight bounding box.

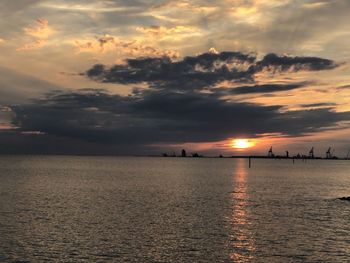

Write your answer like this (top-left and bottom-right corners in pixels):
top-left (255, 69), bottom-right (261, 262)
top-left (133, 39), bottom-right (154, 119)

top-left (268, 147), bottom-right (274, 158)
top-left (309, 147), bottom-right (314, 158)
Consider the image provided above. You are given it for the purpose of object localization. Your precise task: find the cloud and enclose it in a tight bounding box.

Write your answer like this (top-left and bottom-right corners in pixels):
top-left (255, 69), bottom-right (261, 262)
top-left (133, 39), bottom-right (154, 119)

top-left (0, 66), bottom-right (60, 104)
top-left (300, 102), bottom-right (337, 108)
top-left (225, 0), bottom-right (291, 26)
top-left (75, 35), bottom-right (180, 58)
top-left (23, 18), bottom-right (52, 39)
top-left (10, 88), bottom-right (350, 152)
top-left (17, 18), bottom-right (52, 51)
top-left (337, 84), bottom-right (350, 90)
top-left (0, 0), bottom-right (41, 12)
top-left (86, 51), bottom-right (338, 91)
top-left (38, 2), bottom-right (140, 13)
top-left (0, 124), bottom-right (14, 130)
top-left (136, 25), bottom-right (200, 38)
top-left (220, 83), bottom-right (308, 95)
top-left (16, 39), bottom-right (47, 51)
top-left (302, 1), bottom-right (330, 9)
top-left (254, 53), bottom-right (338, 72)
top-left (151, 0), bottom-right (218, 13)
top-left (0, 105), bottom-right (15, 131)
top-left (86, 52), bottom-right (256, 92)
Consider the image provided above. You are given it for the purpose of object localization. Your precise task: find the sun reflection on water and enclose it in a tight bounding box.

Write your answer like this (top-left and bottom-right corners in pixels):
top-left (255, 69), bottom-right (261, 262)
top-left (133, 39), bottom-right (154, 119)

top-left (229, 159), bottom-right (255, 262)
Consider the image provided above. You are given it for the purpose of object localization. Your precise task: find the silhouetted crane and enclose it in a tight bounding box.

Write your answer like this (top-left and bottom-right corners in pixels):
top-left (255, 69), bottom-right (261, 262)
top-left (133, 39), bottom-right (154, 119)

top-left (326, 147), bottom-right (332, 159)
top-left (268, 147), bottom-right (274, 158)
top-left (309, 147), bottom-right (314, 158)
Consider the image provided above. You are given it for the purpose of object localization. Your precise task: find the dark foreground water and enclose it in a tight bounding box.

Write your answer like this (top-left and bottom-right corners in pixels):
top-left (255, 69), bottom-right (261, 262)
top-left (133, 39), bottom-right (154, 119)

top-left (0, 156), bottom-right (349, 262)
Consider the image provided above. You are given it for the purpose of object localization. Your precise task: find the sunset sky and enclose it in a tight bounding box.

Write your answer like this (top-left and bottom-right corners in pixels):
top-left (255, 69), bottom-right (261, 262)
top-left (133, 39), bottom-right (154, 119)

top-left (0, 0), bottom-right (350, 156)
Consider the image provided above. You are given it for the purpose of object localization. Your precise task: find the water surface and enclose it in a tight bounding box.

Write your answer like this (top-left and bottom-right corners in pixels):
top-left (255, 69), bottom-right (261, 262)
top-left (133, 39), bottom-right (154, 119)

top-left (0, 156), bottom-right (349, 262)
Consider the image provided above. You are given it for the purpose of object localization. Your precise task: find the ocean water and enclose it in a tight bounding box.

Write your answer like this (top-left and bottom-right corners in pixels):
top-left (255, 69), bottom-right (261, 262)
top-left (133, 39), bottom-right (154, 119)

top-left (0, 156), bottom-right (349, 262)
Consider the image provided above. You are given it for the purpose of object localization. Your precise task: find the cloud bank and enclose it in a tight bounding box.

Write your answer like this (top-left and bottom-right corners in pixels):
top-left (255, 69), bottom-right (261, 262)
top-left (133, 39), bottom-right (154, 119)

top-left (7, 51), bottom-right (348, 154)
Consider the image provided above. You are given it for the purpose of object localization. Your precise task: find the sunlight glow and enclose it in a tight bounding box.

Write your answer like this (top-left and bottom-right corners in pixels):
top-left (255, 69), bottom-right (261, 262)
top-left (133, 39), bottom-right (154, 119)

top-left (232, 139), bottom-right (256, 149)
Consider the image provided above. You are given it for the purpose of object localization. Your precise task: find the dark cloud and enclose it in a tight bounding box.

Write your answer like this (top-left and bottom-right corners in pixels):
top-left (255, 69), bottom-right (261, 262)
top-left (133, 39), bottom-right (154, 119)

top-left (0, 130), bottom-right (147, 155)
top-left (10, 88), bottom-right (350, 154)
top-left (219, 83), bottom-right (307, 95)
top-left (86, 52), bottom-right (338, 91)
top-left (337, 84), bottom-right (350, 90)
top-left (300, 102), bottom-right (338, 108)
top-left (254, 53), bottom-right (338, 72)
top-left (87, 52), bottom-right (257, 90)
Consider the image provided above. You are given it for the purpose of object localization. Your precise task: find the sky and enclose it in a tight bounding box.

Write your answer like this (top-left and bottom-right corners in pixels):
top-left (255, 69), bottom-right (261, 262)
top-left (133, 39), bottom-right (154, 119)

top-left (0, 0), bottom-right (350, 156)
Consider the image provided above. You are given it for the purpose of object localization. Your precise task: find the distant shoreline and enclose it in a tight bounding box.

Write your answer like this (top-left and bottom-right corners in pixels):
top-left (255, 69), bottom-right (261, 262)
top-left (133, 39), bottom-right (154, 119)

top-left (0, 153), bottom-right (349, 161)
top-left (158, 155), bottom-right (350, 161)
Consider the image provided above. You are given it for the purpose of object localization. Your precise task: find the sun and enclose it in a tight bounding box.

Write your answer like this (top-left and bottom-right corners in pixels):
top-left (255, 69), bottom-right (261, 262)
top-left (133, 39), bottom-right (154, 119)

top-left (232, 139), bottom-right (255, 149)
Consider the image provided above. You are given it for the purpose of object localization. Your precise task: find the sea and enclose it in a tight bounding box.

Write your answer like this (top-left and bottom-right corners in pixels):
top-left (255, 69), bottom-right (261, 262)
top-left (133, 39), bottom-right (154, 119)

top-left (0, 156), bottom-right (349, 262)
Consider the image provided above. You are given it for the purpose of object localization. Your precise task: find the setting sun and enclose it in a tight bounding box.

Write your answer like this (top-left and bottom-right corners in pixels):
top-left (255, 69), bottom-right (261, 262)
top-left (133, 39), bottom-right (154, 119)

top-left (232, 139), bottom-right (255, 149)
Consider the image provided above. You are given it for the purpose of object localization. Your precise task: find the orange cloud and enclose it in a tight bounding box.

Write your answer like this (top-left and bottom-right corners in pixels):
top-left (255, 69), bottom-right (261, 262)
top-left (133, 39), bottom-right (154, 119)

top-left (23, 19), bottom-right (53, 39)
top-left (0, 123), bottom-right (15, 130)
top-left (17, 18), bottom-right (52, 51)
top-left (303, 2), bottom-right (330, 9)
top-left (75, 35), bottom-right (179, 58)
top-left (136, 25), bottom-right (199, 38)
top-left (151, 0), bottom-right (217, 13)
top-left (16, 40), bottom-right (47, 51)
